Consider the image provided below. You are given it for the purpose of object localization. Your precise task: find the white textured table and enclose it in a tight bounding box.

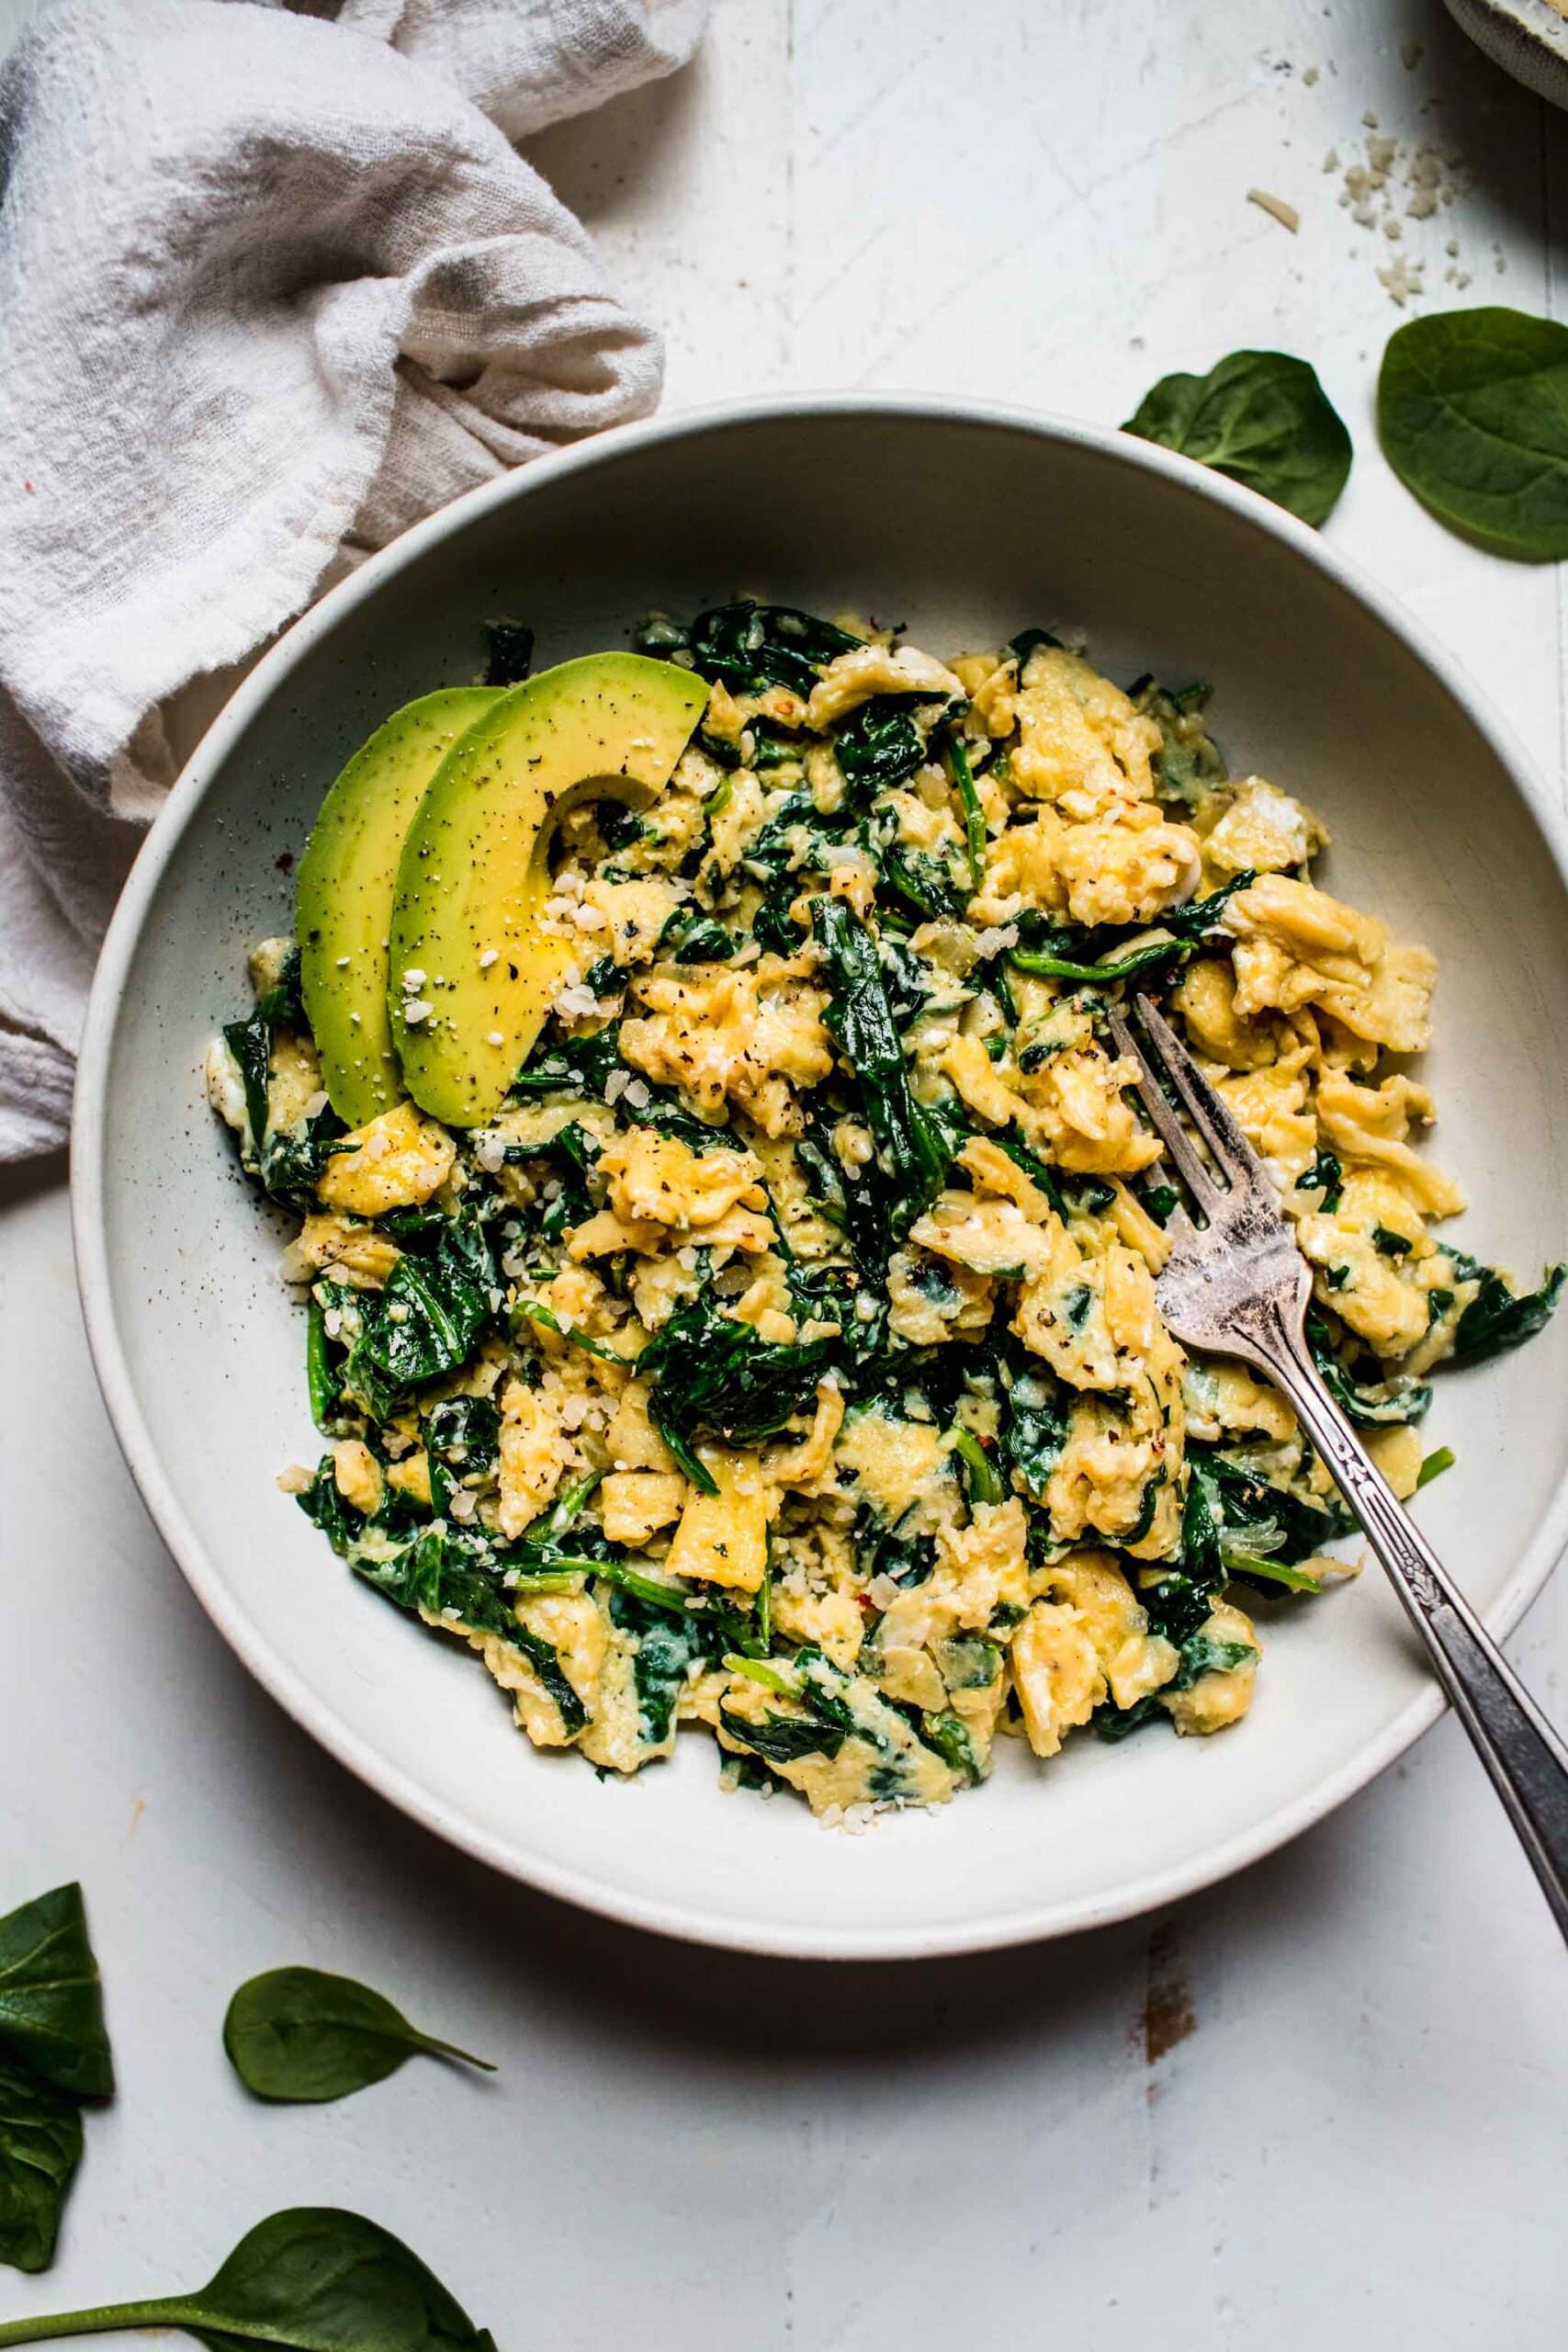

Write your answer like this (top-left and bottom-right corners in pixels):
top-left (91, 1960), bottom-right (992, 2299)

top-left (3, 1), bottom-right (1565, 2343)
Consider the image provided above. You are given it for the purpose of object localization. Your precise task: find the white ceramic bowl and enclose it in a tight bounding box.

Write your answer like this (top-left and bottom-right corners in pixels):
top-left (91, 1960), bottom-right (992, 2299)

top-left (73, 396), bottom-right (1568, 1959)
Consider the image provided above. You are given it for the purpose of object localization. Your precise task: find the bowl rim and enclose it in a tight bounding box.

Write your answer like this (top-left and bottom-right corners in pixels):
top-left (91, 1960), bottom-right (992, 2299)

top-left (71, 390), bottom-right (1568, 1961)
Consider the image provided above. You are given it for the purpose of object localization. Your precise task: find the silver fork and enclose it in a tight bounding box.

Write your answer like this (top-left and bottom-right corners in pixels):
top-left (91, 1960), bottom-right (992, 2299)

top-left (1107, 991), bottom-right (1568, 1939)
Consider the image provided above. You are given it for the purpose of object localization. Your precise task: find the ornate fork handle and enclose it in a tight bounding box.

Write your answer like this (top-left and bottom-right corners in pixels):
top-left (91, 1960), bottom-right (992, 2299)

top-left (1241, 1295), bottom-right (1568, 1939)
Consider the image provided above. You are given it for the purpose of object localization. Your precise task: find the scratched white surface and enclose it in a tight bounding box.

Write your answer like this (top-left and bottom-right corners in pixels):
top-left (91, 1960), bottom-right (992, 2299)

top-left (2, 1), bottom-right (1566, 2345)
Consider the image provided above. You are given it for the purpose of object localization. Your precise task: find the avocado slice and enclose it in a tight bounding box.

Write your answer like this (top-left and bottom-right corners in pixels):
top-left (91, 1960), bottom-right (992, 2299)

top-left (389, 653), bottom-right (710, 1127)
top-left (297, 687), bottom-right (501, 1126)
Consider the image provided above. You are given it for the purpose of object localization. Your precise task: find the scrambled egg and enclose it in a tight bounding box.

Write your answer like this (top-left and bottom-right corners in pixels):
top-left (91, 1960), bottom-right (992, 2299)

top-left (220, 605), bottom-right (1545, 1829)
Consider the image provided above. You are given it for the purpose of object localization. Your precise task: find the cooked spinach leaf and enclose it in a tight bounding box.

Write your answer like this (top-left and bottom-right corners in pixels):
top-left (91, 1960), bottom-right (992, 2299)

top-left (998, 1360), bottom-right (1069, 1499)
top-left (0, 2063), bottom-right (82, 2275)
top-left (510, 1021), bottom-right (625, 1097)
top-left (675, 601), bottom-right (863, 697)
top-left (482, 619), bottom-right (534, 685)
top-left (656, 907), bottom-right (736, 962)
top-left (1123, 348), bottom-right (1352, 526)
top-left (1006, 627), bottom-right (1065, 669)
top-left (1182, 1446), bottom-right (1351, 1598)
top-left (717, 1707), bottom-right (844, 1765)
top-left (1306, 1313), bottom-right (1432, 1427)
top-left (812, 896), bottom-right (962, 1236)
top-left (1447, 1253), bottom-right (1566, 1365)
top-left (1378, 307), bottom-right (1568, 560)
top-left (637, 1288), bottom-right (834, 1493)
top-left (0, 2206), bottom-right (498, 2349)
top-left (223, 1968), bottom-right (492, 2104)
top-left (1296, 1148), bottom-right (1344, 1215)
top-left (342, 1212), bottom-right (491, 1416)
top-left (919, 1712), bottom-right (984, 1784)
top-left (832, 696), bottom-right (930, 794)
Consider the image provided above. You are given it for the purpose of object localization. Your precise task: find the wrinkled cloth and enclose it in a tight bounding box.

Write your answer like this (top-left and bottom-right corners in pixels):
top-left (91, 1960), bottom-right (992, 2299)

top-left (0, 0), bottom-right (705, 1158)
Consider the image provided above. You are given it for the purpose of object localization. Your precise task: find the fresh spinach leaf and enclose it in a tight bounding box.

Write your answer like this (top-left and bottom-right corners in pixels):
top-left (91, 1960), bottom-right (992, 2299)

top-left (222, 1968), bottom-right (492, 2105)
top-left (0, 2063), bottom-right (82, 2275)
top-left (1379, 307), bottom-right (1568, 560)
top-left (1123, 348), bottom-right (1351, 526)
top-left (0, 1888), bottom-right (112, 2101)
top-left (0, 2206), bottom-right (498, 2348)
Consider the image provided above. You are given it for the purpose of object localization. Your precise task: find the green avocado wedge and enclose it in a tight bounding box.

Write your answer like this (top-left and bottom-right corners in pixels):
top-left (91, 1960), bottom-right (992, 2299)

top-left (389, 654), bottom-right (710, 1127)
top-left (297, 688), bottom-right (502, 1126)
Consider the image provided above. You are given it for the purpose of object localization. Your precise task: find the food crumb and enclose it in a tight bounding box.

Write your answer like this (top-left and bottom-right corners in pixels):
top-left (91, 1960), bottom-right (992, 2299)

top-left (1248, 187), bottom-right (1301, 233)
top-left (1402, 37), bottom-right (1423, 70)
top-left (1377, 254), bottom-right (1425, 307)
top-left (1303, 62), bottom-right (1320, 85)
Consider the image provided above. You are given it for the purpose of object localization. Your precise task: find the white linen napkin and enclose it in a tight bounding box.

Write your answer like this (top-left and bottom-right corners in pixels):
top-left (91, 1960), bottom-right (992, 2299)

top-left (0, 0), bottom-right (706, 1159)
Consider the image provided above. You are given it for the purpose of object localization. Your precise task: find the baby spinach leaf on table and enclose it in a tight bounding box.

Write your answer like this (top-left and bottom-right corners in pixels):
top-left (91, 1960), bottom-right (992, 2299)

top-left (1446, 1253), bottom-right (1566, 1364)
top-left (637, 1288), bottom-right (835, 1493)
top-left (0, 1888), bottom-right (112, 2102)
top-left (1123, 349), bottom-right (1352, 527)
top-left (0, 2064), bottom-right (82, 2276)
top-left (482, 618), bottom-right (534, 685)
top-left (1378, 308), bottom-right (1568, 560)
top-left (222, 1969), bottom-right (492, 2105)
top-left (0, 2206), bottom-right (497, 2349)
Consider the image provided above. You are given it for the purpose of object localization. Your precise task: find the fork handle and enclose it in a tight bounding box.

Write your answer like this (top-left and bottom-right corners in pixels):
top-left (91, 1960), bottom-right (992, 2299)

top-left (1258, 1319), bottom-right (1568, 1940)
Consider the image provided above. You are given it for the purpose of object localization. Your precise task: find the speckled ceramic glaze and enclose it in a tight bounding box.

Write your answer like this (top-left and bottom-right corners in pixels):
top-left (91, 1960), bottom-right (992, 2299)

top-left (72, 398), bottom-right (1568, 1958)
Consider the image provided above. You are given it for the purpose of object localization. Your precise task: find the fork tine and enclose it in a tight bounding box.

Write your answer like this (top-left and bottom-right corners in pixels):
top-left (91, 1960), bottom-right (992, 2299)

top-left (1104, 1002), bottom-right (1224, 1211)
top-left (1132, 992), bottom-right (1262, 1189)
